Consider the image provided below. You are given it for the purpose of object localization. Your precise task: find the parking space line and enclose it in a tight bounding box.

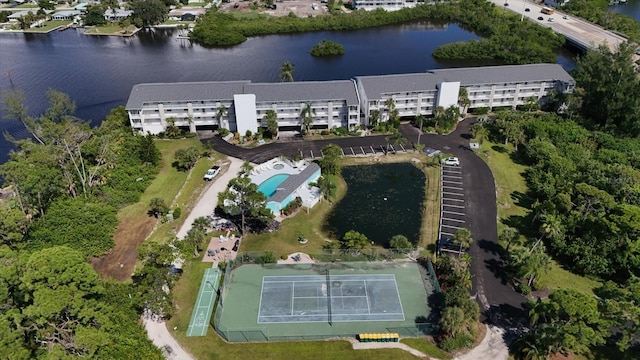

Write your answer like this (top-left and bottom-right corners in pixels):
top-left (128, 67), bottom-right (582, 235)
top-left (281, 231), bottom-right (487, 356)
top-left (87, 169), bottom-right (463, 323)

top-left (443, 180), bottom-right (463, 185)
top-left (442, 217), bottom-right (465, 223)
top-left (443, 202), bottom-right (465, 207)
top-left (440, 232), bottom-right (456, 237)
top-left (443, 174), bottom-right (462, 179)
top-left (442, 191), bottom-right (464, 196)
top-left (442, 186), bottom-right (464, 191)
top-left (443, 198), bottom-right (465, 202)
top-left (441, 224), bottom-right (465, 230)
top-left (443, 210), bottom-right (466, 216)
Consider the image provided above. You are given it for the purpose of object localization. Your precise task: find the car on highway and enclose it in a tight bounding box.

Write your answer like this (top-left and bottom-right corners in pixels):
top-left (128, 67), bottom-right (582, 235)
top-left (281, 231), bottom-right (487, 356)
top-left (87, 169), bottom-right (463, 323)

top-left (548, 17), bottom-right (554, 22)
top-left (563, 15), bottom-right (569, 20)
top-left (503, 2), bottom-right (508, 6)
top-left (442, 157), bottom-right (460, 166)
top-left (537, 16), bottom-right (544, 20)
top-left (203, 166), bottom-right (221, 181)
top-left (525, 7), bottom-right (530, 12)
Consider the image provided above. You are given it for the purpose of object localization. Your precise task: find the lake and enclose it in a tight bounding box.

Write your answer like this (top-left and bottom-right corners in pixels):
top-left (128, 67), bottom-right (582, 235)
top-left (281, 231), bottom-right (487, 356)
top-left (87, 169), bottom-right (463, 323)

top-left (0, 23), bottom-right (574, 165)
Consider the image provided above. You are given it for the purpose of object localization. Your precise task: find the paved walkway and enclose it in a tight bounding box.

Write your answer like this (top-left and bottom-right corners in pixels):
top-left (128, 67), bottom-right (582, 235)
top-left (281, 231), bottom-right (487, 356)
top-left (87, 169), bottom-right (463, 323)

top-left (454, 325), bottom-right (509, 360)
top-left (176, 157), bottom-right (243, 239)
top-left (144, 318), bottom-right (195, 360)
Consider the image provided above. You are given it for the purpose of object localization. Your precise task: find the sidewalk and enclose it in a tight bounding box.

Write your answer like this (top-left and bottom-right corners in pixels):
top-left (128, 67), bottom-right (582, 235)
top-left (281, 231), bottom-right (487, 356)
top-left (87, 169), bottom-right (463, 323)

top-left (144, 318), bottom-right (195, 360)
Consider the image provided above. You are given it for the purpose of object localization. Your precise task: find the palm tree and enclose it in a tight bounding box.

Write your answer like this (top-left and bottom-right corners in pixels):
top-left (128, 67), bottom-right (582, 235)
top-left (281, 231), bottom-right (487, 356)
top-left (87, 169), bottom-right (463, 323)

top-left (458, 87), bottom-right (471, 115)
top-left (369, 109), bottom-right (381, 128)
top-left (216, 104), bottom-right (227, 124)
top-left (415, 114), bottom-right (425, 144)
top-left (279, 61), bottom-right (294, 82)
top-left (385, 131), bottom-right (407, 152)
top-left (454, 228), bottom-right (473, 257)
top-left (264, 109), bottom-right (278, 138)
top-left (470, 122), bottom-right (488, 144)
top-left (191, 216), bottom-right (210, 234)
top-left (240, 161), bottom-right (254, 176)
top-left (433, 106), bottom-right (445, 130)
top-left (300, 102), bottom-right (314, 135)
top-left (383, 98), bottom-right (396, 123)
top-left (312, 176), bottom-right (336, 202)
top-left (184, 227), bottom-right (205, 257)
top-left (148, 197), bottom-right (168, 218)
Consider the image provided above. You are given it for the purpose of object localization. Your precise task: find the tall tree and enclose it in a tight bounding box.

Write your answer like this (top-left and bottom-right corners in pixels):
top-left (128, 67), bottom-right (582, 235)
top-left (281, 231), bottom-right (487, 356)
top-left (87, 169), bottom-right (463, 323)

top-left (218, 175), bottom-right (272, 233)
top-left (279, 61), bottom-right (295, 82)
top-left (300, 102), bottom-right (314, 135)
top-left (458, 87), bottom-right (471, 115)
top-left (342, 230), bottom-right (369, 250)
top-left (264, 109), bottom-right (278, 138)
top-left (216, 104), bottom-right (227, 125)
top-left (453, 228), bottom-right (473, 257)
top-left (319, 143), bottom-right (341, 175)
top-left (129, 0), bottom-right (167, 28)
top-left (573, 43), bottom-right (640, 135)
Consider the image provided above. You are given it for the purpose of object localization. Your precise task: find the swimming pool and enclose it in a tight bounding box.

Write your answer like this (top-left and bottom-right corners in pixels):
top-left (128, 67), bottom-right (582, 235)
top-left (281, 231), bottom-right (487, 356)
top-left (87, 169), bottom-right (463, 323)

top-left (258, 174), bottom-right (290, 198)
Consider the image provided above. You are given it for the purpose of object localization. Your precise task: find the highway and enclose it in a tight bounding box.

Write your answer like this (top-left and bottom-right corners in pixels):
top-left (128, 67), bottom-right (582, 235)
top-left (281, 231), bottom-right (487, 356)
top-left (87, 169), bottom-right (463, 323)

top-left (488, 0), bottom-right (628, 52)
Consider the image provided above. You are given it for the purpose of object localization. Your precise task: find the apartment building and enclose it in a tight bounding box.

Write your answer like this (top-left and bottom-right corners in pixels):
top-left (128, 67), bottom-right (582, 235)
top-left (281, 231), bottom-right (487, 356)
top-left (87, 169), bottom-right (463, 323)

top-left (350, 0), bottom-right (421, 11)
top-left (355, 63), bottom-right (575, 125)
top-left (125, 80), bottom-right (361, 135)
top-left (126, 64), bottom-right (574, 135)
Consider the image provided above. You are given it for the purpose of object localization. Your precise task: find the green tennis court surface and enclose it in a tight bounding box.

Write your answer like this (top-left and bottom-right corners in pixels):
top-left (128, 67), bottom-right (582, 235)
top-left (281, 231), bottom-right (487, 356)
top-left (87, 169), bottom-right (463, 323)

top-left (258, 274), bottom-right (404, 323)
top-left (215, 262), bottom-right (436, 341)
top-left (187, 267), bottom-right (221, 337)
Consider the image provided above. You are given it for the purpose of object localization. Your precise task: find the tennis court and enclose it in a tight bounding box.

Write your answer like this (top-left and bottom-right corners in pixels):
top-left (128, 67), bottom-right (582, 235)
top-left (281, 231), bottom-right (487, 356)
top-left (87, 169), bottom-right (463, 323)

top-left (258, 274), bottom-right (404, 323)
top-left (214, 261), bottom-right (437, 341)
top-left (187, 268), bottom-right (221, 337)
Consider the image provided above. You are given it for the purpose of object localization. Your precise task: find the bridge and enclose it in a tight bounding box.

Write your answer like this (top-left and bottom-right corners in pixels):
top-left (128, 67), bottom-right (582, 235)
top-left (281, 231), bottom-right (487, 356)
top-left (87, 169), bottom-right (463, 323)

top-left (489, 0), bottom-right (628, 53)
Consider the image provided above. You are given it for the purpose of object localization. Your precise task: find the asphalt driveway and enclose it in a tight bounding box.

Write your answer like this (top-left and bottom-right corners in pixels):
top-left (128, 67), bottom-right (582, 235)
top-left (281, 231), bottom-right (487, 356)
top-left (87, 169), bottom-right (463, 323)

top-left (202, 120), bottom-right (526, 324)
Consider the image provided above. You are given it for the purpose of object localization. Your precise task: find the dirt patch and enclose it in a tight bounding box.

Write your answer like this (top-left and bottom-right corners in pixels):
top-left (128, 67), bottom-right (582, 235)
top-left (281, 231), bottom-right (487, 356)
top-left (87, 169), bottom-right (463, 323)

top-left (92, 215), bottom-right (157, 281)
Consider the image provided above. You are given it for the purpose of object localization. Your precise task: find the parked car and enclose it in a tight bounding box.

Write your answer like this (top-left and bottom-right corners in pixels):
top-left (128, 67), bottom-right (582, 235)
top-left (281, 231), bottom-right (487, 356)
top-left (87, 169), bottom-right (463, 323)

top-left (563, 15), bottom-right (569, 20)
top-left (537, 16), bottom-right (544, 20)
top-left (548, 17), bottom-right (554, 22)
top-left (203, 166), bottom-right (221, 181)
top-left (442, 157), bottom-right (460, 166)
top-left (525, 7), bottom-right (530, 12)
top-left (503, 2), bottom-right (508, 6)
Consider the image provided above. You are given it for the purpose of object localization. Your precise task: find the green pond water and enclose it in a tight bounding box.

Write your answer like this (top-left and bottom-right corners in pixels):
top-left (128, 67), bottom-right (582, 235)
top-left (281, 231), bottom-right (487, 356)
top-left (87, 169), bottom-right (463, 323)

top-left (325, 163), bottom-right (426, 247)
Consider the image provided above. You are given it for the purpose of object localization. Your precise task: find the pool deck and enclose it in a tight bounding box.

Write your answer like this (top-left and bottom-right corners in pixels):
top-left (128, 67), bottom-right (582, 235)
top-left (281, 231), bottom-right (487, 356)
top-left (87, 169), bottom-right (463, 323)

top-left (249, 158), bottom-right (321, 214)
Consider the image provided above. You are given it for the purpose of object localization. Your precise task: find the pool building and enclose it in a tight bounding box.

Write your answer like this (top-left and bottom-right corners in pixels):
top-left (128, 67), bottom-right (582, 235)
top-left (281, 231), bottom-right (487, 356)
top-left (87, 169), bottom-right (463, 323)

top-left (250, 158), bottom-right (322, 216)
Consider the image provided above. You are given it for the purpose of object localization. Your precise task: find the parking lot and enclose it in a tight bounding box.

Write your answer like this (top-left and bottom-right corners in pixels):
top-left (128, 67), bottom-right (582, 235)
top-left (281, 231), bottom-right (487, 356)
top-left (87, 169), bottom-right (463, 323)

top-left (219, 0), bottom-right (330, 17)
top-left (437, 159), bottom-right (467, 255)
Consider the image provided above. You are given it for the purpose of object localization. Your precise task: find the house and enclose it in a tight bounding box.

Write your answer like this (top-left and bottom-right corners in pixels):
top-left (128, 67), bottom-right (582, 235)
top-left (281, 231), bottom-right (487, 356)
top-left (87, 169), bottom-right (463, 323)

top-left (104, 9), bottom-right (132, 22)
top-left (51, 10), bottom-right (82, 21)
top-left (125, 64), bottom-right (574, 135)
top-left (350, 0), bottom-right (423, 11)
top-left (8, 9), bottom-right (54, 21)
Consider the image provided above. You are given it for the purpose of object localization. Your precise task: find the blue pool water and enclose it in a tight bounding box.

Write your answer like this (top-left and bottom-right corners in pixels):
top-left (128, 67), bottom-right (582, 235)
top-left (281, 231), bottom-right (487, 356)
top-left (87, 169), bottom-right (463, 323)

top-left (258, 174), bottom-right (290, 198)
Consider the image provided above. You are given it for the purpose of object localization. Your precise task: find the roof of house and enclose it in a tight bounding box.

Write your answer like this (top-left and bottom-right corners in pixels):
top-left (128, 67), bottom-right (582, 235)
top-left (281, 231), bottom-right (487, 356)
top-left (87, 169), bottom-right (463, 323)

top-left (52, 10), bottom-right (82, 17)
top-left (126, 80), bottom-right (359, 110)
top-left (356, 63), bottom-right (575, 99)
top-left (125, 81), bottom-right (251, 110)
top-left (9, 9), bottom-right (54, 19)
top-left (268, 162), bottom-right (321, 203)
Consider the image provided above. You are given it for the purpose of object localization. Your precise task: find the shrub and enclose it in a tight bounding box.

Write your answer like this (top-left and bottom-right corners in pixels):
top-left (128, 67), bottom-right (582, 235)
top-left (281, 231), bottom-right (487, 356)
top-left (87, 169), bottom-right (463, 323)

top-left (256, 251), bottom-right (276, 264)
top-left (470, 107), bottom-right (489, 115)
top-left (320, 130), bottom-right (330, 135)
top-left (439, 333), bottom-right (474, 352)
top-left (332, 127), bottom-right (349, 136)
top-left (517, 283), bottom-right (531, 295)
top-left (173, 207), bottom-right (182, 219)
top-left (310, 40), bottom-right (345, 57)
top-left (218, 128), bottom-right (230, 137)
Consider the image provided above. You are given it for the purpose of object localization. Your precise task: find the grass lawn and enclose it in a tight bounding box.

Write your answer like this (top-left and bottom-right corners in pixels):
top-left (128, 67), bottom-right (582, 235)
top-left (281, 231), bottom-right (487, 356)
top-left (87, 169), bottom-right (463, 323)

top-left (24, 20), bottom-right (69, 32)
top-left (168, 257), bottom-right (421, 360)
top-left (476, 140), bottom-right (601, 295)
top-left (240, 176), bottom-right (344, 256)
top-left (400, 338), bottom-right (451, 359)
top-left (84, 25), bottom-right (137, 35)
top-left (93, 138), bottom-right (214, 279)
